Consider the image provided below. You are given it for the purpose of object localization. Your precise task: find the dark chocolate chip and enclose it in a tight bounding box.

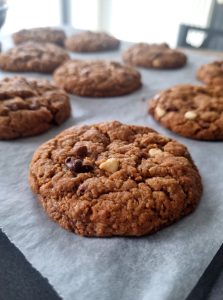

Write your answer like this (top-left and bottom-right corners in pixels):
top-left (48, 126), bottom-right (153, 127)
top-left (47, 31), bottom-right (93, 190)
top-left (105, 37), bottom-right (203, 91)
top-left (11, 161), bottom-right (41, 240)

top-left (76, 146), bottom-right (88, 158)
top-left (65, 157), bottom-right (93, 174)
top-left (73, 159), bottom-right (83, 173)
top-left (166, 106), bottom-right (178, 112)
top-left (81, 165), bottom-right (94, 172)
top-left (65, 157), bottom-right (73, 169)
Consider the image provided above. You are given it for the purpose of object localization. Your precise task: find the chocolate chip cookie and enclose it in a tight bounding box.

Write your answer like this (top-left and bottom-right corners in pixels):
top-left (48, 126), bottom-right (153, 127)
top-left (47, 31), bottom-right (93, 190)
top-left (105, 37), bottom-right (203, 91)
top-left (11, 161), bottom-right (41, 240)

top-left (197, 61), bottom-right (223, 85)
top-left (65, 31), bottom-right (120, 52)
top-left (29, 121), bottom-right (202, 237)
top-left (123, 43), bottom-right (187, 69)
top-left (0, 42), bottom-right (69, 73)
top-left (13, 27), bottom-right (66, 46)
top-left (149, 84), bottom-right (223, 140)
top-left (53, 60), bottom-right (142, 97)
top-left (0, 77), bottom-right (70, 139)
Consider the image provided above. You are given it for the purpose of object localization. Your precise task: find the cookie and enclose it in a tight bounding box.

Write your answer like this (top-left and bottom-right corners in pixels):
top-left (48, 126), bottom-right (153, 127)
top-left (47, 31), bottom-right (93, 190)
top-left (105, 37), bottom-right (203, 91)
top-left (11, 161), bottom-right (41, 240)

top-left (65, 31), bottom-right (120, 52)
top-left (0, 42), bottom-right (69, 73)
top-left (53, 60), bottom-right (141, 97)
top-left (149, 84), bottom-right (223, 140)
top-left (13, 27), bottom-right (66, 46)
top-left (122, 43), bottom-right (187, 69)
top-left (197, 61), bottom-right (223, 85)
top-left (0, 76), bottom-right (70, 139)
top-left (29, 120), bottom-right (202, 237)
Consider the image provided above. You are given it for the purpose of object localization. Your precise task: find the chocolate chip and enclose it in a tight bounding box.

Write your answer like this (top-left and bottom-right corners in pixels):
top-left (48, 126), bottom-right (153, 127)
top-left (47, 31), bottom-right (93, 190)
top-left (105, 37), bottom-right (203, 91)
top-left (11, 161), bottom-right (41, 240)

top-left (81, 165), bottom-right (94, 172)
top-left (75, 145), bottom-right (88, 158)
top-left (65, 157), bottom-right (83, 173)
top-left (65, 157), bottom-right (93, 174)
top-left (65, 157), bottom-right (73, 169)
top-left (73, 159), bottom-right (83, 173)
top-left (166, 106), bottom-right (178, 112)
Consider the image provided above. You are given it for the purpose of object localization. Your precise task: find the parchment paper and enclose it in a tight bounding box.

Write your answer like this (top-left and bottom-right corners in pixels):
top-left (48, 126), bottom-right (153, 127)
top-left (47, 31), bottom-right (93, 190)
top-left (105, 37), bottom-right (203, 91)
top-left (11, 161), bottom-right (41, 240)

top-left (0, 35), bottom-right (223, 300)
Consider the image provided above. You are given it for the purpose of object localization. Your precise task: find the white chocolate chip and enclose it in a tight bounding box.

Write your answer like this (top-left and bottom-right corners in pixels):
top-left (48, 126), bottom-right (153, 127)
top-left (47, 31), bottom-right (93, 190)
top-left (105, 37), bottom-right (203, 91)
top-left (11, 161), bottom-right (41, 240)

top-left (184, 111), bottom-right (197, 120)
top-left (155, 106), bottom-right (166, 118)
top-left (149, 148), bottom-right (163, 157)
top-left (99, 158), bottom-right (119, 173)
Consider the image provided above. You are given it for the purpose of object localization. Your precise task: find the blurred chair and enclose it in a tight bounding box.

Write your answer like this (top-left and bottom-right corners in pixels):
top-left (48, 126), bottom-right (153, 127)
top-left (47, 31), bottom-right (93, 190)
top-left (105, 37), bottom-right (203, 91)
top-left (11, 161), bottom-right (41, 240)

top-left (177, 24), bottom-right (223, 50)
top-left (0, 2), bottom-right (7, 29)
top-left (0, 2), bottom-right (7, 51)
top-left (60, 0), bottom-right (71, 26)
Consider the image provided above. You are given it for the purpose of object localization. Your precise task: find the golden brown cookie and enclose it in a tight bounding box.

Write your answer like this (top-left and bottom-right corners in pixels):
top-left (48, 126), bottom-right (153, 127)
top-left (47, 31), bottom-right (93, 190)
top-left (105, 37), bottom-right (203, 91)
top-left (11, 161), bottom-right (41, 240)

top-left (0, 42), bottom-right (69, 73)
top-left (123, 43), bottom-right (187, 69)
top-left (197, 61), bottom-right (223, 86)
top-left (53, 60), bottom-right (141, 97)
top-left (65, 31), bottom-right (120, 52)
top-left (0, 76), bottom-right (70, 139)
top-left (13, 27), bottom-right (66, 46)
top-left (29, 121), bottom-right (202, 237)
top-left (149, 84), bottom-right (223, 140)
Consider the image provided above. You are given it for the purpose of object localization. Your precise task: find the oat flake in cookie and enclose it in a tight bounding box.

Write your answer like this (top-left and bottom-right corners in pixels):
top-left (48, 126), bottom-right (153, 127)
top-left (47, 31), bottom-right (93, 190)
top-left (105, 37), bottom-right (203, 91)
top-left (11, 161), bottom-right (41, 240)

top-left (29, 121), bottom-right (202, 237)
top-left (53, 60), bottom-right (142, 97)
top-left (149, 84), bottom-right (223, 140)
top-left (0, 77), bottom-right (70, 139)
top-left (13, 27), bottom-right (66, 46)
top-left (65, 31), bottom-right (120, 52)
top-left (123, 43), bottom-right (187, 69)
top-left (0, 42), bottom-right (69, 73)
top-left (197, 61), bottom-right (223, 86)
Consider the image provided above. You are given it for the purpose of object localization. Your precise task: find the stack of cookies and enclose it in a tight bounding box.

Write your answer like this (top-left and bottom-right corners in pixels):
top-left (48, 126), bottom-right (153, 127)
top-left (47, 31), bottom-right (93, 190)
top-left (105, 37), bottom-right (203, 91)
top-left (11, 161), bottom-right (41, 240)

top-left (2, 26), bottom-right (223, 238)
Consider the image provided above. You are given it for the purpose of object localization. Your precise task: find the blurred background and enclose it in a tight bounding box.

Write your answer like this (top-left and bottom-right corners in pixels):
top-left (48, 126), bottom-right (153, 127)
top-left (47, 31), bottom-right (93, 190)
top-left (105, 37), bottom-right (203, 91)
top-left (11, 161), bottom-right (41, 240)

top-left (1, 0), bottom-right (223, 49)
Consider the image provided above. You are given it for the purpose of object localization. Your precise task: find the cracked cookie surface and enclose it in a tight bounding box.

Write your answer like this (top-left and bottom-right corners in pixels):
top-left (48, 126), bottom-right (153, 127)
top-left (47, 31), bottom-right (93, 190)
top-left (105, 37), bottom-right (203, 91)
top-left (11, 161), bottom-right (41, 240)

top-left (0, 42), bottom-right (69, 73)
top-left (0, 76), bottom-right (70, 139)
top-left (122, 43), bottom-right (187, 69)
top-left (13, 27), bottom-right (66, 46)
top-left (149, 84), bottom-right (223, 140)
top-left (29, 121), bottom-right (202, 237)
top-left (65, 31), bottom-right (120, 52)
top-left (197, 61), bottom-right (223, 85)
top-left (53, 59), bottom-right (142, 97)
